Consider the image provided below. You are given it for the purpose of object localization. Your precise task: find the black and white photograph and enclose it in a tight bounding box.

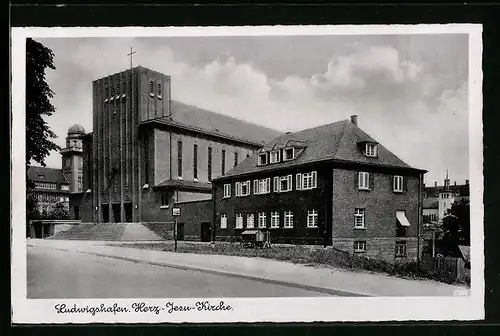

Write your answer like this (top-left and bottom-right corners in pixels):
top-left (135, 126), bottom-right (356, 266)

top-left (11, 25), bottom-right (483, 323)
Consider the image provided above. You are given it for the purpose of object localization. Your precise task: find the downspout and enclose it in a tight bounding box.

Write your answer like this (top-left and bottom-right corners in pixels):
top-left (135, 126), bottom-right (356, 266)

top-left (417, 172), bottom-right (422, 270)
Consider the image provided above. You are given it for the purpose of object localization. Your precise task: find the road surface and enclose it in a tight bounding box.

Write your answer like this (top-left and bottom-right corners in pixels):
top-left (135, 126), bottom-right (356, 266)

top-left (27, 244), bottom-right (331, 298)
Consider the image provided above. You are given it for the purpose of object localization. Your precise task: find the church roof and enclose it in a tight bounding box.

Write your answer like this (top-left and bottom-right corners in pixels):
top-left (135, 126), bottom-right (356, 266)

top-left (142, 101), bottom-right (282, 147)
top-left (215, 119), bottom-right (424, 180)
top-left (27, 166), bottom-right (69, 184)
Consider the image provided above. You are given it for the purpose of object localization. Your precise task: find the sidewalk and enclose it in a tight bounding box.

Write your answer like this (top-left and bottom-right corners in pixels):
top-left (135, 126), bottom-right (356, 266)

top-left (27, 239), bottom-right (470, 297)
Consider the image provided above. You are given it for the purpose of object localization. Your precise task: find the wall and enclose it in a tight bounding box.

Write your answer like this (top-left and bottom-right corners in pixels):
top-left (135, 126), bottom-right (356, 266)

top-left (332, 237), bottom-right (421, 262)
top-left (176, 200), bottom-right (213, 241)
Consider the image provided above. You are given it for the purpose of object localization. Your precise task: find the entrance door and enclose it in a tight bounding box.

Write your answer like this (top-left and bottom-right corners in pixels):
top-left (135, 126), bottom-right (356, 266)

top-left (102, 204), bottom-right (109, 223)
top-left (177, 223), bottom-right (185, 241)
top-left (74, 206), bottom-right (80, 220)
top-left (124, 202), bottom-right (133, 222)
top-left (201, 222), bottom-right (212, 242)
top-left (112, 203), bottom-right (121, 223)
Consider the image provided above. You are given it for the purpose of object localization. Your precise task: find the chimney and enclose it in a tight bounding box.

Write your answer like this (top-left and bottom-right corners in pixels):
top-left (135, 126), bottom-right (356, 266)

top-left (466, 179), bottom-right (469, 185)
top-left (350, 115), bottom-right (358, 125)
top-left (434, 181), bottom-right (437, 187)
top-left (454, 181), bottom-right (457, 186)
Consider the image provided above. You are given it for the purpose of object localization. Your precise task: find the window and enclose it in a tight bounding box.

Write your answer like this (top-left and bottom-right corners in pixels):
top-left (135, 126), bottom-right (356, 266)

top-left (223, 184), bottom-right (231, 198)
top-left (271, 211), bottom-right (280, 228)
top-left (193, 144), bottom-right (198, 180)
top-left (177, 141), bottom-right (183, 178)
top-left (157, 83), bottom-right (162, 98)
top-left (234, 152), bottom-right (239, 167)
top-left (258, 212), bottom-right (267, 228)
top-left (35, 182), bottom-right (56, 190)
top-left (239, 181), bottom-right (250, 196)
top-left (280, 175), bottom-right (293, 192)
top-left (207, 147), bottom-right (212, 181)
top-left (270, 150), bottom-right (280, 164)
top-left (149, 81), bottom-right (154, 96)
top-left (301, 171), bottom-right (317, 190)
top-left (116, 83), bottom-right (120, 96)
top-left (253, 180), bottom-right (259, 194)
top-left (395, 241), bottom-right (407, 256)
top-left (61, 185), bottom-right (70, 191)
top-left (354, 208), bottom-right (365, 228)
top-left (111, 85), bottom-right (115, 97)
top-left (247, 214), bottom-right (255, 229)
top-left (307, 210), bottom-right (318, 228)
top-left (221, 150), bottom-right (226, 175)
top-left (354, 241), bottom-right (367, 253)
top-left (365, 143), bottom-right (378, 157)
top-left (105, 86), bottom-right (109, 97)
top-left (258, 152), bottom-right (268, 166)
top-left (161, 193), bottom-right (169, 206)
top-left (284, 148), bottom-right (294, 161)
top-left (358, 172), bottom-right (370, 190)
top-left (284, 211), bottom-right (294, 228)
top-left (393, 175), bottom-right (403, 192)
top-left (258, 178), bottom-right (271, 194)
top-left (220, 214), bottom-right (227, 229)
top-left (235, 213), bottom-right (243, 229)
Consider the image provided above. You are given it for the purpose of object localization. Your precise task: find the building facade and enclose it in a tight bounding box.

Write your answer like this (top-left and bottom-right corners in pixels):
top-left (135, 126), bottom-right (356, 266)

top-left (27, 166), bottom-right (70, 214)
top-left (213, 116), bottom-right (426, 262)
top-left (76, 66), bottom-right (280, 226)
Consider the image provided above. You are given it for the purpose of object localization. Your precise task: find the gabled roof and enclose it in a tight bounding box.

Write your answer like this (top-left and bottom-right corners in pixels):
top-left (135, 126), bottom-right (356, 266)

top-left (141, 101), bottom-right (282, 147)
top-left (27, 166), bottom-right (69, 184)
top-left (216, 119), bottom-right (423, 180)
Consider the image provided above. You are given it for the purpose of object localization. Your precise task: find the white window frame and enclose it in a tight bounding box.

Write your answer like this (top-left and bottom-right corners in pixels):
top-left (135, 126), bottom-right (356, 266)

top-left (258, 212), bottom-right (267, 228)
top-left (358, 172), bottom-right (370, 190)
top-left (354, 241), bottom-right (367, 253)
top-left (279, 175), bottom-right (293, 192)
top-left (307, 209), bottom-right (318, 228)
top-left (220, 214), bottom-right (227, 229)
top-left (395, 241), bottom-right (407, 256)
top-left (354, 208), bottom-right (365, 229)
top-left (258, 178), bottom-right (270, 194)
top-left (365, 143), bottom-right (378, 157)
top-left (301, 171), bottom-right (317, 190)
top-left (273, 176), bottom-right (280, 192)
top-left (270, 211), bottom-right (280, 228)
top-left (284, 211), bottom-right (294, 228)
top-left (247, 214), bottom-right (255, 229)
top-left (239, 181), bottom-right (250, 196)
top-left (296, 173), bottom-right (302, 190)
top-left (270, 150), bottom-right (281, 164)
top-left (223, 184), bottom-right (231, 198)
top-left (258, 152), bottom-right (268, 166)
top-left (393, 175), bottom-right (404, 192)
top-left (235, 213), bottom-right (244, 229)
top-left (284, 147), bottom-right (294, 161)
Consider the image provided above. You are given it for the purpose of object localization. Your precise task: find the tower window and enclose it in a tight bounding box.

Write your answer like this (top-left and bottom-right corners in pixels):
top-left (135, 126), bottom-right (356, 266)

top-left (177, 140), bottom-right (183, 178)
top-left (208, 147), bottom-right (213, 181)
top-left (193, 144), bottom-right (198, 180)
top-left (221, 150), bottom-right (226, 176)
top-left (157, 83), bottom-right (162, 98)
top-left (149, 81), bottom-right (154, 96)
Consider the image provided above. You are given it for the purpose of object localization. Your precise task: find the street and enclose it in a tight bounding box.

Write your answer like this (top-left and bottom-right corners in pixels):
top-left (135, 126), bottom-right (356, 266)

top-left (27, 244), bottom-right (331, 298)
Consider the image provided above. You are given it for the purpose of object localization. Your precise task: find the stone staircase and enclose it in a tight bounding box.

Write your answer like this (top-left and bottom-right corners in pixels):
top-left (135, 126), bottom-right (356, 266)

top-left (48, 223), bottom-right (164, 241)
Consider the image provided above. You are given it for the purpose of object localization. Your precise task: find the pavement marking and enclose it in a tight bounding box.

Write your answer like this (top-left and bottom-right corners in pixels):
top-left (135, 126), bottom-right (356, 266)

top-left (45, 246), bottom-right (369, 297)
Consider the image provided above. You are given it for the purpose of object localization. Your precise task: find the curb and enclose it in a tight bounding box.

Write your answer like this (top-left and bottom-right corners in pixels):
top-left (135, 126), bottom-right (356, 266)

top-left (51, 247), bottom-right (369, 297)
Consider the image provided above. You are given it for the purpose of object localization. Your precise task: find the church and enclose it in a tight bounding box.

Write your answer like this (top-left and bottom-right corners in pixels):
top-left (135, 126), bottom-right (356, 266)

top-left (69, 66), bottom-right (281, 226)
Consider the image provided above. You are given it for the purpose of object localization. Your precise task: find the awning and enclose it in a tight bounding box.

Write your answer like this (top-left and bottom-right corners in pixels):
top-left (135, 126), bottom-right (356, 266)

top-left (396, 211), bottom-right (411, 227)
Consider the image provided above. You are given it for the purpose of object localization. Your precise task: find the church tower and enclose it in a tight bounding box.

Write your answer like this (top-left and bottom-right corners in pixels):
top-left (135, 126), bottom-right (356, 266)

top-left (61, 124), bottom-right (85, 193)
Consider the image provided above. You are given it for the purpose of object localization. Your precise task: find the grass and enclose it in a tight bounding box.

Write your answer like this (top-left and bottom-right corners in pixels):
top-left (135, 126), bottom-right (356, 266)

top-left (115, 241), bottom-right (469, 285)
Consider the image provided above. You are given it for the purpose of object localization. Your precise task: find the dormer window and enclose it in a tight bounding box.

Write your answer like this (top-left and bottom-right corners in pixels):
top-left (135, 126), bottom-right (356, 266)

top-left (258, 152), bottom-right (268, 166)
top-left (270, 150), bottom-right (281, 164)
top-left (365, 143), bottom-right (378, 157)
top-left (284, 147), bottom-right (294, 161)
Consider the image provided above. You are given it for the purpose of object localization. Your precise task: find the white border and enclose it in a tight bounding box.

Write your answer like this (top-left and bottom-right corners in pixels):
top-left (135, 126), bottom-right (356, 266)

top-left (11, 24), bottom-right (484, 324)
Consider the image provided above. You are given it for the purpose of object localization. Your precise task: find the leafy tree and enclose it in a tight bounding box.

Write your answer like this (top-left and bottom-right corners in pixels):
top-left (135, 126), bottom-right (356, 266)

top-left (442, 198), bottom-right (470, 255)
top-left (48, 202), bottom-right (69, 220)
top-left (26, 38), bottom-right (60, 168)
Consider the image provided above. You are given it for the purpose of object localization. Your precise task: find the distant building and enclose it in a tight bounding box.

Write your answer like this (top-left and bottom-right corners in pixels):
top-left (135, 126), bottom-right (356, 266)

top-left (212, 115), bottom-right (427, 262)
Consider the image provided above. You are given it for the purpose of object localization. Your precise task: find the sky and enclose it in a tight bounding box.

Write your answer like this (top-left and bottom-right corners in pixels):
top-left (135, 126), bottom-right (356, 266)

top-left (35, 33), bottom-right (470, 186)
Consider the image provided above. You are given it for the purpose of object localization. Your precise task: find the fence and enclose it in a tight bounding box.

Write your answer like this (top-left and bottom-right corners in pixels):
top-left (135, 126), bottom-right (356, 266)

top-left (421, 255), bottom-right (470, 282)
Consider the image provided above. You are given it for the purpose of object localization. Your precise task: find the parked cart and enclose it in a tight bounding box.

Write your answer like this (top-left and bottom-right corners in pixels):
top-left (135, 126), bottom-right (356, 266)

top-left (240, 230), bottom-right (265, 248)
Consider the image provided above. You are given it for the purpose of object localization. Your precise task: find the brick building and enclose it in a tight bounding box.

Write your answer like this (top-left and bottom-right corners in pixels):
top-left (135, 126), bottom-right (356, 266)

top-left (75, 66), bottom-right (280, 228)
top-left (27, 166), bottom-right (71, 214)
top-left (212, 115), bottom-right (427, 261)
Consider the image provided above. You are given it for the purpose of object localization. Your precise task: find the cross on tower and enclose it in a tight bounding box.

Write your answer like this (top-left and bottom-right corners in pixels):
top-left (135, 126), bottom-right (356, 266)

top-left (127, 47), bottom-right (136, 69)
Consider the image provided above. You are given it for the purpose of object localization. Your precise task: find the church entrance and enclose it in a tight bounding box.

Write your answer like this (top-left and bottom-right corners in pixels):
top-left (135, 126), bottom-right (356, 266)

top-left (201, 222), bottom-right (212, 242)
top-left (102, 204), bottom-right (109, 223)
top-left (112, 203), bottom-right (121, 223)
top-left (73, 206), bottom-right (80, 220)
top-left (124, 202), bottom-right (133, 222)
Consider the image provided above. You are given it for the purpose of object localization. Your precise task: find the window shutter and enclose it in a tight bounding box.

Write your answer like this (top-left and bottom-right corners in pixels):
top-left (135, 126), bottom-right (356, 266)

top-left (296, 173), bottom-right (302, 190)
top-left (355, 172), bottom-right (359, 189)
top-left (312, 171), bottom-right (317, 189)
top-left (235, 182), bottom-right (240, 197)
top-left (253, 180), bottom-right (259, 194)
top-left (288, 175), bottom-right (293, 189)
top-left (369, 173), bottom-right (374, 190)
top-left (273, 176), bottom-right (279, 192)
top-left (266, 178), bottom-right (271, 193)
top-left (393, 176), bottom-right (397, 191)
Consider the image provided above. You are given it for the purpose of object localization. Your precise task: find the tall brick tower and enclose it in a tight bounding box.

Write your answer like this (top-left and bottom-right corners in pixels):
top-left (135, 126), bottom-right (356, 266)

top-left (92, 66), bottom-right (172, 223)
top-left (61, 124), bottom-right (85, 193)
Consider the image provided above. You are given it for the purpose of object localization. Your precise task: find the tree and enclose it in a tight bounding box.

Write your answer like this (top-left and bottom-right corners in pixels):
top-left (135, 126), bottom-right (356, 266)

top-left (47, 202), bottom-right (69, 220)
top-left (26, 38), bottom-right (60, 168)
top-left (26, 38), bottom-right (59, 222)
top-left (442, 198), bottom-right (470, 255)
